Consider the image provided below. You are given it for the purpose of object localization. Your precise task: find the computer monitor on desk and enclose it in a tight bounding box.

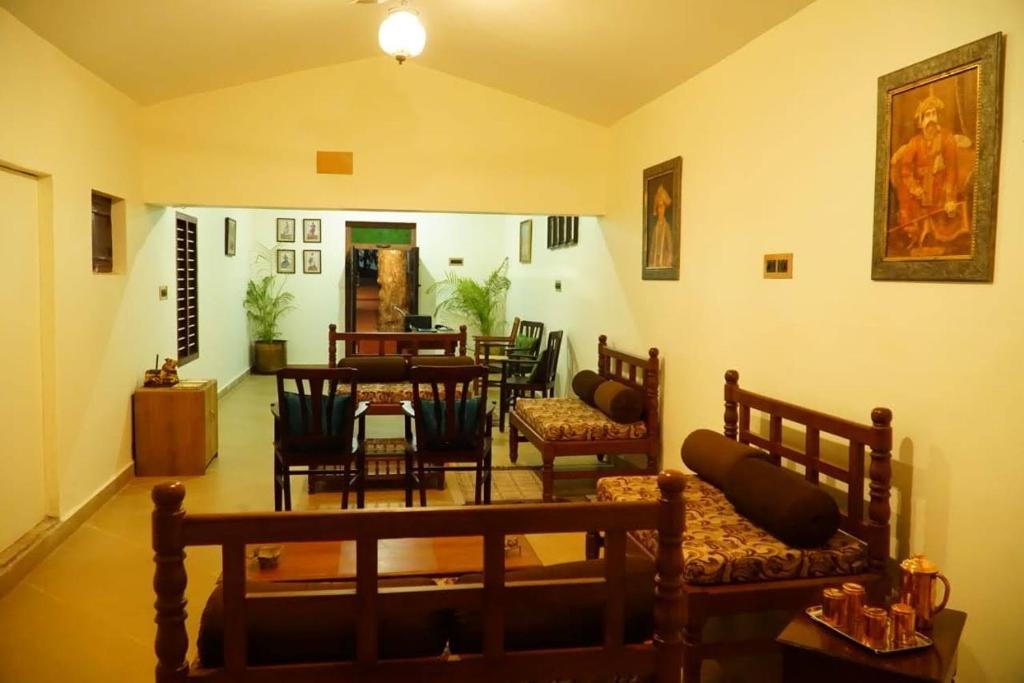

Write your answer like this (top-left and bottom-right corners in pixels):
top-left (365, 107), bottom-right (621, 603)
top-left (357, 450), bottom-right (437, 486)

top-left (404, 314), bottom-right (433, 332)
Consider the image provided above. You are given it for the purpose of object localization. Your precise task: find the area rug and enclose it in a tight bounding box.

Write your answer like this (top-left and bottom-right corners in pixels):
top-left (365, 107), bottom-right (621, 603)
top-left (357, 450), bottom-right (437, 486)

top-left (449, 467), bottom-right (545, 505)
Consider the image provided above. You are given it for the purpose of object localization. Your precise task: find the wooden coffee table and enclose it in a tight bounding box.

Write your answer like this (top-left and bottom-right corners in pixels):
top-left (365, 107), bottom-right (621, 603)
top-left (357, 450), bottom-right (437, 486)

top-left (248, 535), bottom-right (542, 582)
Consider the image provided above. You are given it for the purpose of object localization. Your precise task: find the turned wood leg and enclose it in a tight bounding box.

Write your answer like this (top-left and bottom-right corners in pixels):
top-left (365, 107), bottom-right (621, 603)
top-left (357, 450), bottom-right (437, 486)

top-left (585, 531), bottom-right (603, 559)
top-left (509, 424), bottom-right (520, 464)
top-left (542, 454), bottom-right (555, 502)
top-left (418, 461), bottom-right (428, 507)
top-left (682, 612), bottom-right (703, 682)
top-left (341, 462), bottom-right (351, 510)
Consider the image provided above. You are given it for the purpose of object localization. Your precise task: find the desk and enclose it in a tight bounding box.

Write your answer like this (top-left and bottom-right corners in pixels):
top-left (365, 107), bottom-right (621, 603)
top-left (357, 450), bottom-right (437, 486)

top-left (777, 609), bottom-right (967, 683)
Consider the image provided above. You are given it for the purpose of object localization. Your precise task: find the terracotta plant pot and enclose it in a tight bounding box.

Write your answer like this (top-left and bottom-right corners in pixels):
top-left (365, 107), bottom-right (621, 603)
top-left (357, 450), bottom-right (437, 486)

top-left (253, 340), bottom-right (287, 374)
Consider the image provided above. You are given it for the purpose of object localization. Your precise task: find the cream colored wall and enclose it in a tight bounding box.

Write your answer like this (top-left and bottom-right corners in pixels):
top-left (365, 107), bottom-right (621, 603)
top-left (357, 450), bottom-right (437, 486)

top-left (140, 58), bottom-right (610, 216)
top-left (0, 167), bottom-right (48, 549)
top-left (601, 0), bottom-right (1024, 678)
top-left (0, 7), bottom-right (156, 518)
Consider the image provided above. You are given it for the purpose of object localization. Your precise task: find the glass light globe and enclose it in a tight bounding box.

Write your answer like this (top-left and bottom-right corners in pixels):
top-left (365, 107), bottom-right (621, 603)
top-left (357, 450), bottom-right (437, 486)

top-left (378, 8), bottom-right (426, 63)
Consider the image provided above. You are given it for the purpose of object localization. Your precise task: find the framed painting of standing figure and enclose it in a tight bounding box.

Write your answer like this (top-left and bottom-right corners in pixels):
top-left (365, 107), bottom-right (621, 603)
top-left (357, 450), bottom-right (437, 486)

top-left (872, 33), bottom-right (1004, 282)
top-left (642, 156), bottom-right (682, 280)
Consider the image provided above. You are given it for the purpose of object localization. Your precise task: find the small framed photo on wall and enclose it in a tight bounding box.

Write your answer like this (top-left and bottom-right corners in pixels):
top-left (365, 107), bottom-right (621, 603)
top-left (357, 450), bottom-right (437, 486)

top-left (302, 218), bottom-right (322, 243)
top-left (303, 249), bottom-right (322, 274)
top-left (276, 249), bottom-right (296, 274)
top-left (224, 217), bottom-right (237, 256)
top-left (519, 219), bottom-right (533, 263)
top-left (276, 217), bottom-right (296, 242)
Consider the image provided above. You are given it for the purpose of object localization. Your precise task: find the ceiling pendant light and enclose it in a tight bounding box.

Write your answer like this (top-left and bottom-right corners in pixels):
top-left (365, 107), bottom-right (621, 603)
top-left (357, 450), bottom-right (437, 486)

top-left (378, 2), bottom-right (426, 64)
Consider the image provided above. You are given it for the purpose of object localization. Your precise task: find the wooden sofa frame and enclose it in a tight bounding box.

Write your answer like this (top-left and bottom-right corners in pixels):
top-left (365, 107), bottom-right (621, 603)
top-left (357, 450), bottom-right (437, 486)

top-left (152, 472), bottom-right (688, 683)
top-left (508, 334), bottom-right (661, 502)
top-left (587, 369), bottom-right (893, 681)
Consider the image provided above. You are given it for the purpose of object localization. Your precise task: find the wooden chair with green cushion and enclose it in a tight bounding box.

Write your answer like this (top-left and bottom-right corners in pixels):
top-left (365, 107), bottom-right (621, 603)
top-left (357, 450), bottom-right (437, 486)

top-left (273, 367), bottom-right (369, 511)
top-left (499, 330), bottom-right (563, 432)
top-left (402, 364), bottom-right (493, 507)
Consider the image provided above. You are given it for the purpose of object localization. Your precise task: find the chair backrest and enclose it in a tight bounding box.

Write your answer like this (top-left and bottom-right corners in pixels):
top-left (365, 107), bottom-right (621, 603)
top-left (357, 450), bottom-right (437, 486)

top-left (275, 367), bottom-right (358, 452)
top-left (534, 330), bottom-right (563, 385)
top-left (517, 320), bottom-right (545, 352)
top-left (505, 317), bottom-right (523, 343)
top-left (408, 364), bottom-right (489, 453)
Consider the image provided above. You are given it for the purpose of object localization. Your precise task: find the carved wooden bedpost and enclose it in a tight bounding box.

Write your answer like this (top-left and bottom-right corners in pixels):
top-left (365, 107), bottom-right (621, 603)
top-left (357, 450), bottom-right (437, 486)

top-left (654, 470), bottom-right (685, 683)
top-left (723, 369), bottom-right (739, 440)
top-left (597, 335), bottom-right (609, 376)
top-left (153, 482), bottom-right (189, 683)
top-left (328, 323), bottom-right (337, 367)
top-left (867, 407), bottom-right (893, 572)
top-left (645, 347), bottom-right (661, 473)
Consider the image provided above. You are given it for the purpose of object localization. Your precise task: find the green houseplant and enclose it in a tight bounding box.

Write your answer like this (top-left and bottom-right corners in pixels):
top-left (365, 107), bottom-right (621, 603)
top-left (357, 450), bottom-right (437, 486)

top-left (429, 257), bottom-right (511, 336)
top-left (244, 266), bottom-right (296, 374)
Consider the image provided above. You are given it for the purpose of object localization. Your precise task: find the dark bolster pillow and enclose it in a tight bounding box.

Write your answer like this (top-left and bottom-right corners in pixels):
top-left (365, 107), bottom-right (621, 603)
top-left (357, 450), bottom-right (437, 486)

top-left (594, 380), bottom-right (645, 423)
top-left (680, 429), bottom-right (765, 490)
top-left (337, 355), bottom-right (408, 382)
top-left (408, 354), bottom-right (476, 367)
top-left (571, 370), bottom-right (604, 405)
top-left (450, 556), bottom-right (655, 653)
top-left (724, 457), bottom-right (841, 548)
top-left (197, 578), bottom-right (445, 667)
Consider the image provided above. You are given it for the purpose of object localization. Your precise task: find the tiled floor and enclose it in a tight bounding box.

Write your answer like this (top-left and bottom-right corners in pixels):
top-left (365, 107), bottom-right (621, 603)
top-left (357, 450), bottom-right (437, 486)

top-left (0, 375), bottom-right (770, 682)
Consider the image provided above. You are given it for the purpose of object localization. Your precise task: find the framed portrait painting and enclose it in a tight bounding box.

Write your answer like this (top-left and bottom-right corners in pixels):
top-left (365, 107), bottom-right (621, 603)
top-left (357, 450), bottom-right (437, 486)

top-left (224, 217), bottom-right (236, 256)
top-left (642, 157), bottom-right (682, 280)
top-left (303, 249), bottom-right (321, 274)
top-left (276, 248), bottom-right (295, 274)
top-left (872, 33), bottom-right (1004, 282)
top-left (302, 218), bottom-right (322, 243)
top-left (276, 217), bottom-right (296, 243)
top-left (519, 219), bottom-right (532, 263)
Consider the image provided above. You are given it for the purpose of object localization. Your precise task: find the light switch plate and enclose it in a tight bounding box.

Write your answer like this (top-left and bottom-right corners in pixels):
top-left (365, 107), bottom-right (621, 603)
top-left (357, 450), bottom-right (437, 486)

top-left (158, 285), bottom-right (168, 300)
top-left (555, 280), bottom-right (562, 292)
top-left (764, 253), bottom-right (793, 279)
top-left (448, 257), bottom-right (464, 266)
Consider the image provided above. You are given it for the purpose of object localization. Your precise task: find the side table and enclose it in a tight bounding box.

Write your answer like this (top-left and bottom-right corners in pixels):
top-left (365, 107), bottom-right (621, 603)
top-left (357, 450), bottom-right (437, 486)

top-left (777, 608), bottom-right (966, 683)
top-left (134, 379), bottom-right (218, 475)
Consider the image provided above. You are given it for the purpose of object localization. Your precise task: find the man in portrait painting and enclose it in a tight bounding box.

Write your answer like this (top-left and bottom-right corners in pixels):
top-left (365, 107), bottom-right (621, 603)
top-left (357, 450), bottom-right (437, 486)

top-left (887, 83), bottom-right (975, 258)
top-left (646, 182), bottom-right (674, 269)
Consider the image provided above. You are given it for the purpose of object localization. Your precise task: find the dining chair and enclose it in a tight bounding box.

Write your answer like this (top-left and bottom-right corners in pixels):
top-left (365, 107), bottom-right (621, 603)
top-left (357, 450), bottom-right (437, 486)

top-left (500, 330), bottom-right (564, 431)
top-left (403, 364), bottom-right (492, 507)
top-left (273, 366), bottom-right (368, 511)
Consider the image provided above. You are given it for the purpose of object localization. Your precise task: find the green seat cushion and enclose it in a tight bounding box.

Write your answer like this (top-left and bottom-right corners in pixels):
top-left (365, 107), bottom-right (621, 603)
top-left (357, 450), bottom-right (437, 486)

top-left (418, 398), bottom-right (483, 442)
top-left (281, 392), bottom-right (352, 436)
top-left (513, 334), bottom-right (539, 353)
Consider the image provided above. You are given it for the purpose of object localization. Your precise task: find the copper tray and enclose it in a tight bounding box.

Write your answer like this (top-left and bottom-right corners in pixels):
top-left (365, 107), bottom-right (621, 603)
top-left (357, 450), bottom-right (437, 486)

top-left (805, 606), bottom-right (933, 655)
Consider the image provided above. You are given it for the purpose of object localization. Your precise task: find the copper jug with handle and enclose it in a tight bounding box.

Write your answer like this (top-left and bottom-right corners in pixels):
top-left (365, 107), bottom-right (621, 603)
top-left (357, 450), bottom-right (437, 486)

top-left (899, 554), bottom-right (950, 630)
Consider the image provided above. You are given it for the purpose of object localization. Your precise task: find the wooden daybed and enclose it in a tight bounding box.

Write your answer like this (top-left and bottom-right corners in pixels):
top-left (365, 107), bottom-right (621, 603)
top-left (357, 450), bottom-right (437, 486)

top-left (508, 334), bottom-right (661, 501)
top-left (152, 472), bottom-right (688, 682)
top-left (327, 323), bottom-right (468, 419)
top-left (589, 369), bottom-right (893, 681)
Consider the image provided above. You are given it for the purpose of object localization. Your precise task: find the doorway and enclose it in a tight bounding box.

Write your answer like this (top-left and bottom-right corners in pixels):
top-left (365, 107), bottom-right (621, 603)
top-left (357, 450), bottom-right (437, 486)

top-left (344, 222), bottom-right (419, 353)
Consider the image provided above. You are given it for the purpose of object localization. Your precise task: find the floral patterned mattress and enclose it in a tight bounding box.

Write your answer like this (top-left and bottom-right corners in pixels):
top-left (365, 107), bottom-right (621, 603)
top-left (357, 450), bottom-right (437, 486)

top-left (513, 398), bottom-right (648, 441)
top-left (337, 383), bottom-right (470, 404)
top-left (597, 475), bottom-right (868, 585)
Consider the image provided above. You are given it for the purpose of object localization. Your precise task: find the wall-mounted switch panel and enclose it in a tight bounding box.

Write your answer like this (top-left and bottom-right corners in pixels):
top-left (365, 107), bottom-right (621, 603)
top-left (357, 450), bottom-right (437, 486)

top-left (763, 253), bottom-right (793, 279)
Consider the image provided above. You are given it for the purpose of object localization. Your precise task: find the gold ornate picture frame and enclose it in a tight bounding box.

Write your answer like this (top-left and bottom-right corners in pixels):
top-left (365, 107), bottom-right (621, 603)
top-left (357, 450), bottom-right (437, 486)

top-left (872, 33), bottom-right (1004, 282)
top-left (642, 157), bottom-right (682, 280)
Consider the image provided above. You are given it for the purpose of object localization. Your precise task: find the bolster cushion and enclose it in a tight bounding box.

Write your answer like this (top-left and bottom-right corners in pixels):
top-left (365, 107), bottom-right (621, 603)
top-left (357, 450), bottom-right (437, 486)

top-left (449, 557), bottom-right (655, 652)
top-left (571, 370), bottom-right (605, 406)
top-left (593, 380), bottom-right (645, 423)
top-left (408, 355), bottom-right (475, 367)
top-left (337, 356), bottom-right (408, 382)
top-left (680, 429), bottom-right (765, 490)
top-left (197, 578), bottom-right (446, 667)
top-left (724, 457), bottom-right (841, 548)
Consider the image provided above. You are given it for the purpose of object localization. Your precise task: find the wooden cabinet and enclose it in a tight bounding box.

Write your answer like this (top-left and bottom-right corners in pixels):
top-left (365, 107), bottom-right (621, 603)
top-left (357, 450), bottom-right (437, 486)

top-left (133, 380), bottom-right (218, 476)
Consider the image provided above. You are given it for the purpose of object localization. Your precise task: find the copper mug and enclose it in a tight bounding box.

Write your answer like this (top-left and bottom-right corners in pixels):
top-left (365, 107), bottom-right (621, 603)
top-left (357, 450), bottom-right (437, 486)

top-left (899, 554), bottom-right (950, 630)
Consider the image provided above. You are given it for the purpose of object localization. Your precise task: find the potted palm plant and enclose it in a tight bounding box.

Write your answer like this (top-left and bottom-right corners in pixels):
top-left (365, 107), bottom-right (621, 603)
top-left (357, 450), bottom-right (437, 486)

top-left (244, 259), bottom-right (296, 374)
top-left (429, 257), bottom-right (511, 335)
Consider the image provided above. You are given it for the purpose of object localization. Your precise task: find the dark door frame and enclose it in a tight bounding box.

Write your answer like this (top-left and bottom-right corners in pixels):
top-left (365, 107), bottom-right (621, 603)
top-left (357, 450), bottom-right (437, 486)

top-left (343, 222), bottom-right (418, 332)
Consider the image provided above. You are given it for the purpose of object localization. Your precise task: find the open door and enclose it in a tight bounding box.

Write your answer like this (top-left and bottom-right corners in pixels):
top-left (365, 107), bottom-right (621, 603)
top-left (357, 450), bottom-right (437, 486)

top-left (344, 247), bottom-right (357, 332)
top-left (406, 246), bottom-right (419, 316)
